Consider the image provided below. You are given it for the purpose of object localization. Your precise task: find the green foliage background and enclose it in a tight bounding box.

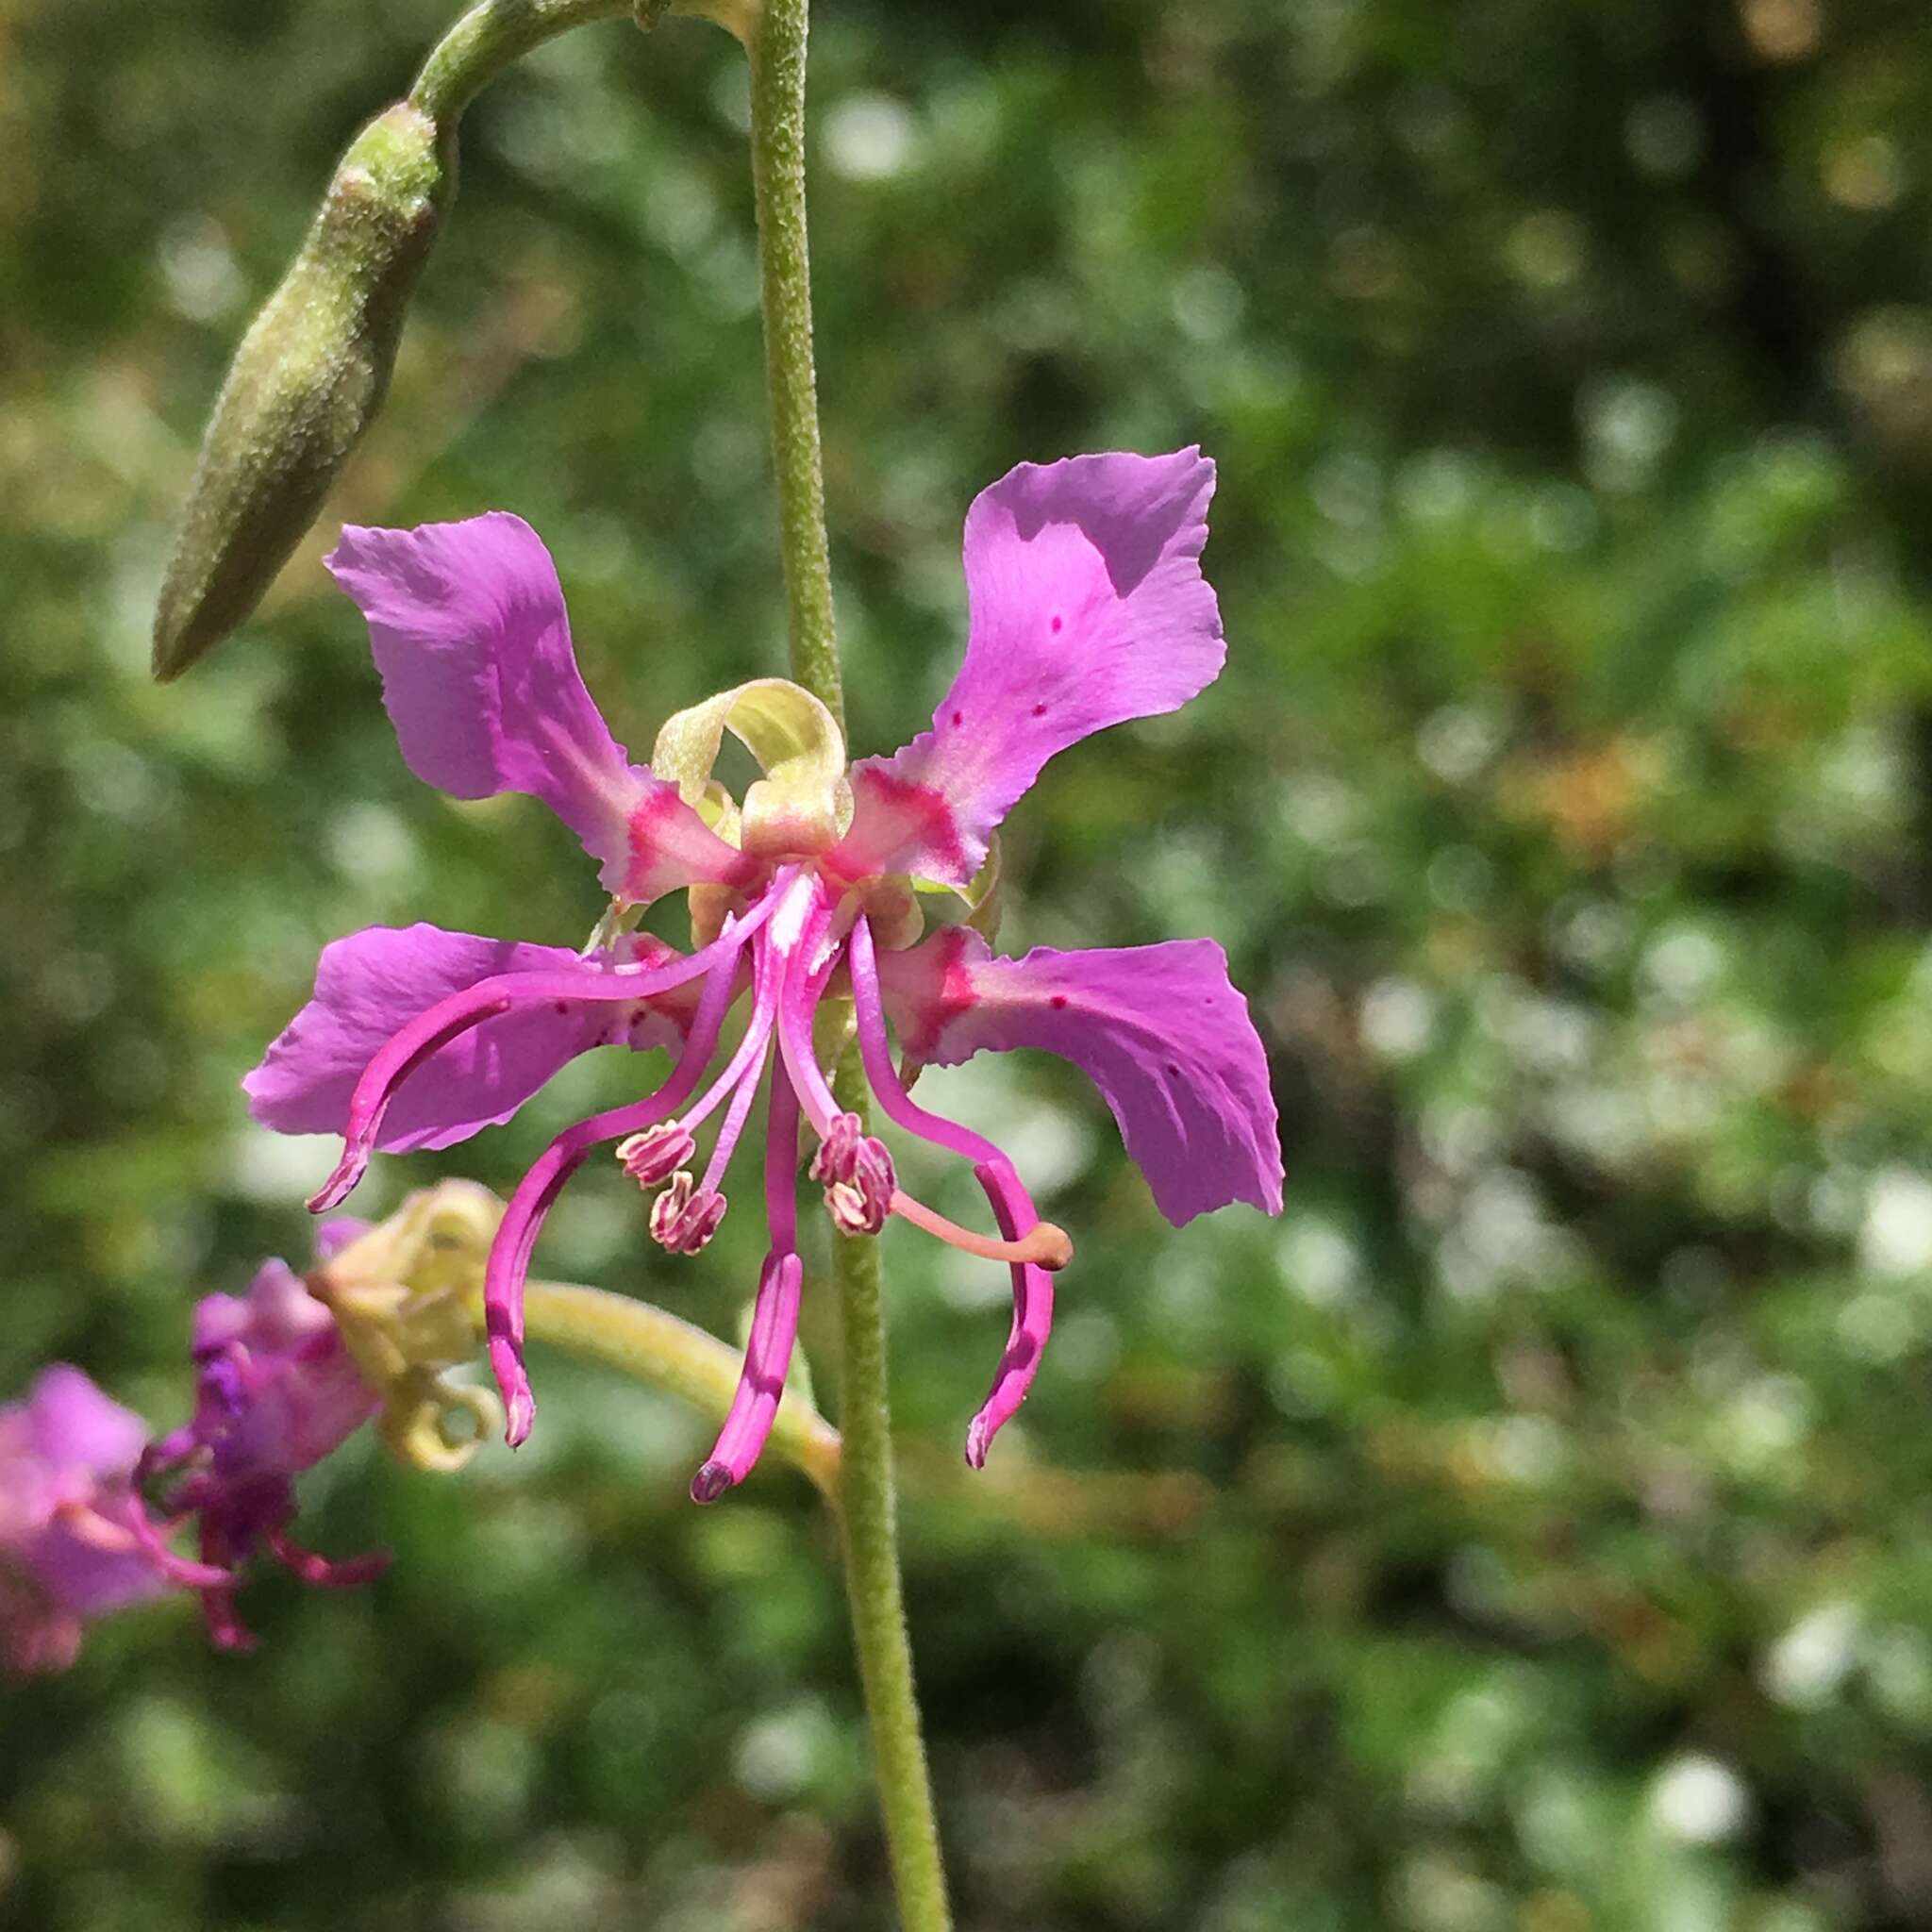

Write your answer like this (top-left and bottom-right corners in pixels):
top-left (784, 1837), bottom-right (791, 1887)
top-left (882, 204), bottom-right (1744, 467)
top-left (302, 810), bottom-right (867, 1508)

top-left (8, 0), bottom-right (1932, 1925)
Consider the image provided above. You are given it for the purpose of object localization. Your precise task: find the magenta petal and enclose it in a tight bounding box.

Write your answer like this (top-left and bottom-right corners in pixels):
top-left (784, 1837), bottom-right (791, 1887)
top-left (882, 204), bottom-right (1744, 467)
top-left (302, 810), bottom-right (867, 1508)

top-left (877, 927), bottom-right (1283, 1226)
top-left (25, 1366), bottom-right (148, 1476)
top-left (24, 1508), bottom-right (175, 1620)
top-left (328, 517), bottom-right (637, 859)
top-left (326, 517), bottom-right (745, 901)
top-left (1, 1370), bottom-right (171, 1630)
top-left (244, 924), bottom-right (698, 1155)
top-left (835, 450), bottom-right (1223, 885)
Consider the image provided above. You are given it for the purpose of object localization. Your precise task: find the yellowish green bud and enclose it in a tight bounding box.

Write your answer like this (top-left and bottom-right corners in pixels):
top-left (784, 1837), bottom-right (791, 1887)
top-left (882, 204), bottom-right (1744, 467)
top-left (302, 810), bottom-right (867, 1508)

top-left (152, 102), bottom-right (456, 681)
top-left (311, 1180), bottom-right (503, 1474)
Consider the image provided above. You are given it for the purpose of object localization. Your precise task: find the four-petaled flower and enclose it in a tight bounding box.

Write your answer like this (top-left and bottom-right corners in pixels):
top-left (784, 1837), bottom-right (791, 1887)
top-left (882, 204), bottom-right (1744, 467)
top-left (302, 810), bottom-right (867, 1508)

top-left (247, 449), bottom-right (1283, 1498)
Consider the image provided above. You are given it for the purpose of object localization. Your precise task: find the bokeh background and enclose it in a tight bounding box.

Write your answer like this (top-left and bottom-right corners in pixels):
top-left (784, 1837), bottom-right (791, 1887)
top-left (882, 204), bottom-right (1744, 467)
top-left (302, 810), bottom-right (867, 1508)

top-left (8, 0), bottom-right (1932, 1925)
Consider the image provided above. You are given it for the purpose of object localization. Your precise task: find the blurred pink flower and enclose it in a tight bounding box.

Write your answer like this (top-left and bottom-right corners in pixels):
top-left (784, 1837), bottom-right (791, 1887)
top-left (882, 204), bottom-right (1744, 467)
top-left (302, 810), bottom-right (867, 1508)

top-left (2, 1223), bottom-right (386, 1670)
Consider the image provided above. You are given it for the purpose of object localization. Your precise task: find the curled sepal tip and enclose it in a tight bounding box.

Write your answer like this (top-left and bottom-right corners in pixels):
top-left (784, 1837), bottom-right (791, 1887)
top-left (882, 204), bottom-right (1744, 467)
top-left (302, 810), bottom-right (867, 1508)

top-left (152, 102), bottom-right (455, 681)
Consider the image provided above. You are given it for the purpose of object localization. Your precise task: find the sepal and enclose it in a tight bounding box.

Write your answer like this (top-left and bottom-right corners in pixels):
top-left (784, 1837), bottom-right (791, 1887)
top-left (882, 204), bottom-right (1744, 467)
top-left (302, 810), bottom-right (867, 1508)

top-left (313, 1180), bottom-right (504, 1473)
top-left (653, 678), bottom-right (854, 861)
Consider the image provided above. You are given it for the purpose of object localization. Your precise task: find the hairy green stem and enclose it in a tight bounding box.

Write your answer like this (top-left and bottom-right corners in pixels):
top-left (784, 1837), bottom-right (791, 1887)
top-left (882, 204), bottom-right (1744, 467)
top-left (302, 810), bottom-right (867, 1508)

top-left (408, 0), bottom-right (636, 123)
top-left (746, 1), bottom-right (951, 1923)
top-left (747, 0), bottom-right (842, 726)
top-left (827, 1061), bottom-right (952, 1930)
top-left (479, 1279), bottom-right (842, 1493)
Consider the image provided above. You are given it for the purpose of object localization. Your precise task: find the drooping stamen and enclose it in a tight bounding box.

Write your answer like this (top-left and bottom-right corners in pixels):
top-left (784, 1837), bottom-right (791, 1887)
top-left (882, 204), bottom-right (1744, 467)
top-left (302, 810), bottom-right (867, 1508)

top-left (762, 879), bottom-right (901, 1237)
top-left (809, 1112), bottom-right (863, 1184)
top-left (636, 929), bottom-right (790, 1256)
top-left (696, 1033), bottom-right (768, 1199)
top-left (847, 913), bottom-right (1068, 1463)
top-left (692, 1254), bottom-right (803, 1502)
top-left (309, 879), bottom-right (794, 1213)
top-left (848, 915), bottom-right (1005, 1165)
top-left (305, 982), bottom-right (507, 1212)
top-left (51, 1500), bottom-right (140, 1555)
top-left (199, 1586), bottom-right (254, 1653)
top-left (963, 1158), bottom-right (1058, 1470)
top-left (264, 1526), bottom-right (391, 1589)
top-left (482, 899), bottom-right (774, 1444)
top-left (693, 1074), bottom-right (806, 1502)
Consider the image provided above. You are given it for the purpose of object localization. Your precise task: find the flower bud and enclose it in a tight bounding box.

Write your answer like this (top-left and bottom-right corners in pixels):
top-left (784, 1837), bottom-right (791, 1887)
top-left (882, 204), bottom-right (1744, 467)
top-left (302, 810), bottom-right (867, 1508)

top-left (152, 102), bottom-right (456, 680)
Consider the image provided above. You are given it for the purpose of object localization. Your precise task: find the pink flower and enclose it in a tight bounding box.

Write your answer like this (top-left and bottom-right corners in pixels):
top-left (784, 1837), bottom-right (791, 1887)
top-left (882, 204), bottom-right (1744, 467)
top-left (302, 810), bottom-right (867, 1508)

top-left (246, 451), bottom-right (1283, 1494)
top-left (135, 1249), bottom-right (385, 1651)
top-left (1, 1232), bottom-right (387, 1670)
top-left (0, 1367), bottom-right (170, 1674)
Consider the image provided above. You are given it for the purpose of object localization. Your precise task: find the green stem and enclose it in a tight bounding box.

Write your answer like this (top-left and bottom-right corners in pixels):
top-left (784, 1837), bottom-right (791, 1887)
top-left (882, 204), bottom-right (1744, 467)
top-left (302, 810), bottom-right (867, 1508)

top-left (827, 1063), bottom-right (953, 1931)
top-left (408, 0), bottom-right (636, 124)
top-left (746, 2), bottom-right (952, 1924)
top-left (747, 0), bottom-right (842, 725)
top-left (484, 1279), bottom-right (843, 1493)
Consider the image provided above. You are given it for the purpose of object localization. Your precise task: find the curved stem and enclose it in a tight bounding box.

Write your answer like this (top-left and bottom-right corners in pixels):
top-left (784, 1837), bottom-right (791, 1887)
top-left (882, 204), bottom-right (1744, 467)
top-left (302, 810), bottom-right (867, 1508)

top-left (746, 1), bottom-right (951, 1923)
top-left (481, 1279), bottom-right (841, 1493)
top-left (408, 0), bottom-right (636, 124)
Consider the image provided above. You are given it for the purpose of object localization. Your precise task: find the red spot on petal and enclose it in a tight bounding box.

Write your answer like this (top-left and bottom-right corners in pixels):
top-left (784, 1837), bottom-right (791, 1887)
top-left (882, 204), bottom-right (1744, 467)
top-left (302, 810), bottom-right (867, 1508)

top-left (951, 710), bottom-right (964, 727)
top-left (553, 1001), bottom-right (572, 1016)
top-left (1049, 993), bottom-right (1068, 1009)
top-left (1050, 615), bottom-right (1063, 633)
top-left (1031, 703), bottom-right (1047, 718)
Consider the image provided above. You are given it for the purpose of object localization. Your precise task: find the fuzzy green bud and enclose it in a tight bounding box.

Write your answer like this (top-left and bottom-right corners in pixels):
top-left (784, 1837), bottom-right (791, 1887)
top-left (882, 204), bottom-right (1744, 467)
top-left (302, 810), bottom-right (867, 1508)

top-left (152, 102), bottom-right (456, 681)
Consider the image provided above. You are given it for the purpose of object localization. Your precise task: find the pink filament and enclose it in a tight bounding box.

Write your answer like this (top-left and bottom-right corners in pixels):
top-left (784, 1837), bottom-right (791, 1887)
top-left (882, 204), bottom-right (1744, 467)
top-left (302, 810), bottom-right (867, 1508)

top-left (308, 888), bottom-right (790, 1214)
top-left (264, 1527), bottom-right (391, 1589)
top-left (125, 1451), bottom-right (240, 1589)
top-left (771, 893), bottom-right (846, 1140)
top-left (482, 895), bottom-right (782, 1443)
top-left (963, 1158), bottom-right (1058, 1469)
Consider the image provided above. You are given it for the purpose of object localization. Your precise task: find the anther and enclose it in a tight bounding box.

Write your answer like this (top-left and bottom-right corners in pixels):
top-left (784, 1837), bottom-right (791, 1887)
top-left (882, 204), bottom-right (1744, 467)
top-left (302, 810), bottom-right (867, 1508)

top-left (808, 1112), bottom-right (864, 1185)
top-left (825, 1180), bottom-right (879, 1237)
top-left (617, 1122), bottom-right (695, 1187)
top-left (648, 1171), bottom-right (726, 1255)
top-left (811, 1113), bottom-right (895, 1235)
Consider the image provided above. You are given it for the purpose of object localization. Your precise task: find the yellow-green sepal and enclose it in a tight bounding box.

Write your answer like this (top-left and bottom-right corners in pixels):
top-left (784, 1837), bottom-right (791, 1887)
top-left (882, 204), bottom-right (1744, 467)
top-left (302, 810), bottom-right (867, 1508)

top-left (652, 677), bottom-right (853, 860)
top-left (912, 832), bottom-right (1002, 941)
top-left (311, 1180), bottom-right (503, 1473)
